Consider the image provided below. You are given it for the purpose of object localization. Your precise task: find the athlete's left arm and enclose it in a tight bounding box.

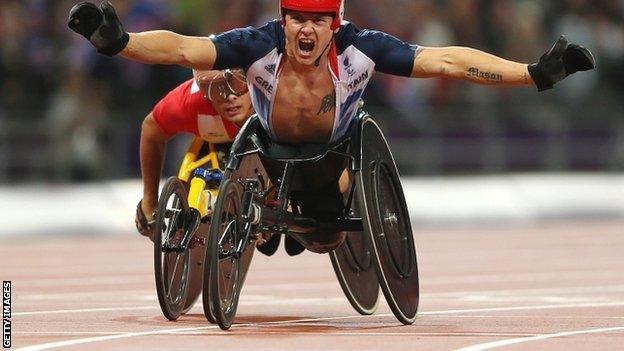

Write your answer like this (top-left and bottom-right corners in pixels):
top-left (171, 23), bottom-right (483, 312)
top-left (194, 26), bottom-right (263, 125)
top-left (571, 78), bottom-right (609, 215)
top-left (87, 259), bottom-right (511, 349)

top-left (411, 36), bottom-right (596, 91)
top-left (412, 46), bottom-right (531, 86)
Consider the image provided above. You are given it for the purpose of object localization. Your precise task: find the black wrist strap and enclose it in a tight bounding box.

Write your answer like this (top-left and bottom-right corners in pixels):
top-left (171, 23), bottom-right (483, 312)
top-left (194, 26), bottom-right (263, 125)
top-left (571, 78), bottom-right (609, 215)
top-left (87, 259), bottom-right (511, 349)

top-left (528, 63), bottom-right (553, 92)
top-left (97, 32), bottom-right (129, 57)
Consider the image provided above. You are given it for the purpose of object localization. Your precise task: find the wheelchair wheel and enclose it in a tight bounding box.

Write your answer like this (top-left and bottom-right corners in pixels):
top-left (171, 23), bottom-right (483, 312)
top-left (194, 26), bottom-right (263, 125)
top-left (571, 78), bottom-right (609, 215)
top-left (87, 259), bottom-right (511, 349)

top-left (357, 118), bottom-right (419, 325)
top-left (180, 221), bottom-right (208, 316)
top-left (154, 177), bottom-right (191, 320)
top-left (205, 178), bottom-right (254, 330)
top-left (330, 193), bottom-right (379, 315)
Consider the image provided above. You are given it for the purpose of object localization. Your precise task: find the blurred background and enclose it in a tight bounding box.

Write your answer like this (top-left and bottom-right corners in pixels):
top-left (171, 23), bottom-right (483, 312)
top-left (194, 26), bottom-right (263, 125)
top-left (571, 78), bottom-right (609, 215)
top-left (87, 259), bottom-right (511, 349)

top-left (1, 0), bottom-right (623, 183)
top-left (1, 0), bottom-right (623, 235)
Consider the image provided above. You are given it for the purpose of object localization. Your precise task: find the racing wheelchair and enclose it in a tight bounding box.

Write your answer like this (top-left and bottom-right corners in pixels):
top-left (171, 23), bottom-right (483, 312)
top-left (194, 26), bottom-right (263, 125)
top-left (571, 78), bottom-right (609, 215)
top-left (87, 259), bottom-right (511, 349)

top-left (153, 137), bottom-right (229, 321)
top-left (202, 111), bottom-right (419, 330)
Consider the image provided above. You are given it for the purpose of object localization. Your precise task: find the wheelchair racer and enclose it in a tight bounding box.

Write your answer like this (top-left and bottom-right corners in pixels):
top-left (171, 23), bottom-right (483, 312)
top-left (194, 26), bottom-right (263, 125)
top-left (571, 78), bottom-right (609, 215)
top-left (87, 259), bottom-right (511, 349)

top-left (69, 0), bottom-right (596, 249)
top-left (135, 69), bottom-right (253, 241)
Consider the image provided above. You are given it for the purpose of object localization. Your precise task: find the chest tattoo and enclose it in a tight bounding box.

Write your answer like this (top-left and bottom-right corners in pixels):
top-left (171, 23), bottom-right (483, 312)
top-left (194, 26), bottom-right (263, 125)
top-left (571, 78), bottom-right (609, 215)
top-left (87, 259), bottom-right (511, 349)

top-left (317, 90), bottom-right (336, 115)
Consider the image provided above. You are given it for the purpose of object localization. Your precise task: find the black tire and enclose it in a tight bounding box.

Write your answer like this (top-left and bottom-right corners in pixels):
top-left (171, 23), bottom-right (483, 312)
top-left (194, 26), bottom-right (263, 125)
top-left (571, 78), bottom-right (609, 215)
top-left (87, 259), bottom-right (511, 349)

top-left (201, 218), bottom-right (219, 324)
top-left (154, 177), bottom-right (191, 320)
top-left (201, 176), bottom-right (234, 325)
top-left (180, 220), bottom-right (208, 316)
top-left (329, 189), bottom-right (379, 315)
top-left (205, 179), bottom-right (254, 330)
top-left (357, 118), bottom-right (419, 325)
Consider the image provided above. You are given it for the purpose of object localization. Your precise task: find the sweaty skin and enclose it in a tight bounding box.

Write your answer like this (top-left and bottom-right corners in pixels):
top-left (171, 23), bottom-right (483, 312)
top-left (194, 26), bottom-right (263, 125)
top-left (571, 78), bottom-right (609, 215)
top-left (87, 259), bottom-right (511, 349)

top-left (412, 46), bottom-right (532, 85)
top-left (119, 15), bottom-right (534, 144)
top-left (270, 12), bottom-right (338, 143)
top-left (272, 13), bottom-right (337, 143)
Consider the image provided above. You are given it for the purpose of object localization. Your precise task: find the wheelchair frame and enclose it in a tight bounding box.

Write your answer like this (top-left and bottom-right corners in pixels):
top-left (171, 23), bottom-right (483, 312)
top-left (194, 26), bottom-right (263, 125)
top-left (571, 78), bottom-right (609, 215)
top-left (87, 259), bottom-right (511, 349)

top-left (203, 112), bottom-right (420, 330)
top-left (153, 137), bottom-right (225, 321)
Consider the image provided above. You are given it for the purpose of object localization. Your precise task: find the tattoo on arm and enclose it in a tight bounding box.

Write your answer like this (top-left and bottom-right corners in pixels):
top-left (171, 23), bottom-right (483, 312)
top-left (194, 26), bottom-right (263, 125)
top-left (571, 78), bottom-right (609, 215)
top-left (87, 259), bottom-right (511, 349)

top-left (318, 90), bottom-right (336, 115)
top-left (467, 67), bottom-right (503, 82)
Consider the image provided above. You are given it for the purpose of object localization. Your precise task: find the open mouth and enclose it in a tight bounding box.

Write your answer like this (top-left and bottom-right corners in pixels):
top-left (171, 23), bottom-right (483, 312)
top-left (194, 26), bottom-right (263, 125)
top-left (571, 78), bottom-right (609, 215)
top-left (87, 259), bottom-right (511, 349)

top-left (298, 38), bottom-right (315, 54)
top-left (225, 106), bottom-right (241, 117)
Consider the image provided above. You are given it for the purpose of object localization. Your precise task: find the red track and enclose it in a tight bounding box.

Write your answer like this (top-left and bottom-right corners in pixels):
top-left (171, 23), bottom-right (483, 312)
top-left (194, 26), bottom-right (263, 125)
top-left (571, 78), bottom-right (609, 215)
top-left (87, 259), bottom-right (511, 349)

top-left (3, 220), bottom-right (624, 350)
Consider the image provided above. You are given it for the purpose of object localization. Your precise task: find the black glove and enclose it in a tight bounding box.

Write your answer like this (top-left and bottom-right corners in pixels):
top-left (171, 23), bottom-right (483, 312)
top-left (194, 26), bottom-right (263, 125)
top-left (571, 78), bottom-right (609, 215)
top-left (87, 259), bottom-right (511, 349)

top-left (528, 35), bottom-right (596, 92)
top-left (68, 1), bottom-right (129, 56)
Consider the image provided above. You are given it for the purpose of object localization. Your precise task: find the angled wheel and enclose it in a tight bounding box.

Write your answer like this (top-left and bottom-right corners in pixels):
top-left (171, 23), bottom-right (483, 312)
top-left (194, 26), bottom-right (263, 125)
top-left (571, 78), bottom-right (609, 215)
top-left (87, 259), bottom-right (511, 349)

top-left (330, 189), bottom-right (379, 315)
top-left (199, 218), bottom-right (217, 324)
top-left (154, 177), bottom-right (191, 320)
top-left (180, 220), bottom-right (208, 316)
top-left (204, 178), bottom-right (254, 330)
top-left (357, 118), bottom-right (419, 325)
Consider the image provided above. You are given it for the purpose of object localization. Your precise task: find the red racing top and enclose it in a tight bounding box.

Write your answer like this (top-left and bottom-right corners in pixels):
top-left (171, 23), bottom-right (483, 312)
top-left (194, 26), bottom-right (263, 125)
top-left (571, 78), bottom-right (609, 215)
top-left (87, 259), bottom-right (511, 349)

top-left (152, 79), bottom-right (241, 143)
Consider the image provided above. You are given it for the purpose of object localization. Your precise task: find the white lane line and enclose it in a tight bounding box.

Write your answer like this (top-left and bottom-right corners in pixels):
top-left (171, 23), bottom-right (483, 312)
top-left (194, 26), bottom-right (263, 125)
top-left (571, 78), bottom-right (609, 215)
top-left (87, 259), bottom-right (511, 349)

top-left (15, 332), bottom-right (131, 335)
top-left (427, 284), bottom-right (624, 297)
top-left (14, 296), bottom-right (345, 316)
top-left (166, 331), bottom-right (538, 337)
top-left (14, 300), bottom-right (624, 317)
top-left (433, 315), bottom-right (624, 320)
top-left (241, 281), bottom-right (339, 292)
top-left (446, 295), bottom-right (616, 304)
top-left (13, 306), bottom-right (158, 316)
top-left (13, 314), bottom-right (380, 351)
top-left (455, 326), bottom-right (624, 351)
top-left (15, 301), bottom-right (624, 350)
top-left (419, 301), bottom-right (624, 315)
top-left (18, 284), bottom-right (624, 301)
top-left (239, 297), bottom-right (346, 306)
top-left (19, 290), bottom-right (154, 300)
top-left (14, 325), bottom-right (221, 351)
top-left (12, 270), bottom-right (624, 289)
top-left (13, 275), bottom-right (151, 288)
top-left (15, 331), bottom-right (537, 337)
top-left (425, 270), bottom-right (624, 285)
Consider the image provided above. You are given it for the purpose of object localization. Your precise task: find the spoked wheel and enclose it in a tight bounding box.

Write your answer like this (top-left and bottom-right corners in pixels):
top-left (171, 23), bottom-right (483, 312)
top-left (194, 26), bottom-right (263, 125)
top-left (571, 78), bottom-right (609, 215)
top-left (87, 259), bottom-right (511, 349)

top-left (357, 118), bottom-right (419, 325)
top-left (330, 184), bottom-right (379, 315)
top-left (154, 177), bottom-right (192, 320)
top-left (204, 178), bottom-right (254, 330)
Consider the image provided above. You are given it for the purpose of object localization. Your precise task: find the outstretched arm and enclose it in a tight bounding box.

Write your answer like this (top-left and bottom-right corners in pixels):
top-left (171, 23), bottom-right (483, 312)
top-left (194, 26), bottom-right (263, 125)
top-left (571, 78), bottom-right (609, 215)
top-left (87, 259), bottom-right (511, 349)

top-left (68, 1), bottom-right (216, 69)
top-left (121, 32), bottom-right (216, 69)
top-left (411, 36), bottom-right (595, 91)
top-left (412, 46), bottom-right (532, 86)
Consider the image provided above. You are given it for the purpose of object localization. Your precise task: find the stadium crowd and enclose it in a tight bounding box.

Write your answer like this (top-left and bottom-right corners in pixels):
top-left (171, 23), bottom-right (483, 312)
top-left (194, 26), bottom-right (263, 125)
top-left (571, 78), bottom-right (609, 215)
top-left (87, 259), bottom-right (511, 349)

top-left (1, 0), bottom-right (623, 180)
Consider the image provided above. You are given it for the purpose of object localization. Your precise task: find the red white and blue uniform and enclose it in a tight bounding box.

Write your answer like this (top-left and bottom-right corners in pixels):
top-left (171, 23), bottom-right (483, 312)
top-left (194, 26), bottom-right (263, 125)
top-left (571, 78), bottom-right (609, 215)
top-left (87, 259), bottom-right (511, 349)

top-left (211, 20), bottom-right (418, 142)
top-left (152, 79), bottom-right (241, 143)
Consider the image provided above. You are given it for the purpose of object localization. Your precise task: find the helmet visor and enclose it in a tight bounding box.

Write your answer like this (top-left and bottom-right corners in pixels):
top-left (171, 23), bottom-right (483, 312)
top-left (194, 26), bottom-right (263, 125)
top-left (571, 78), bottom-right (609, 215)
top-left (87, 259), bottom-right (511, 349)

top-left (203, 69), bottom-right (248, 102)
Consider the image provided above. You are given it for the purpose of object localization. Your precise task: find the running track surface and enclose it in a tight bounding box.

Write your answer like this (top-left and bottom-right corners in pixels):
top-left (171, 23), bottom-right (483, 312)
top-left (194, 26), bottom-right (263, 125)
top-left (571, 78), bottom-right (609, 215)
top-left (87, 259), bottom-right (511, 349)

top-left (3, 220), bottom-right (624, 350)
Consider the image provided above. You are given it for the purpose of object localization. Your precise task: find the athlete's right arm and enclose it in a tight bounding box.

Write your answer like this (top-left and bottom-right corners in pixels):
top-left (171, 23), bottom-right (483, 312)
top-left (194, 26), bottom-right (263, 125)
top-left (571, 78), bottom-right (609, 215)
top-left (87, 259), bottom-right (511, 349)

top-left (68, 1), bottom-right (216, 69)
top-left (140, 113), bottom-right (170, 215)
top-left (122, 32), bottom-right (216, 69)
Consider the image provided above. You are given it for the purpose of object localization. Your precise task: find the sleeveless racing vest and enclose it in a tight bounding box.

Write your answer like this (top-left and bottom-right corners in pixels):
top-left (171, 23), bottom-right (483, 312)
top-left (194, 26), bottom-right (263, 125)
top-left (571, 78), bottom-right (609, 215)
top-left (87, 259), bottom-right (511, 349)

top-left (212, 20), bottom-right (417, 142)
